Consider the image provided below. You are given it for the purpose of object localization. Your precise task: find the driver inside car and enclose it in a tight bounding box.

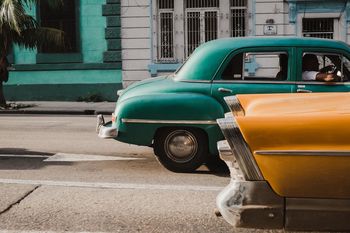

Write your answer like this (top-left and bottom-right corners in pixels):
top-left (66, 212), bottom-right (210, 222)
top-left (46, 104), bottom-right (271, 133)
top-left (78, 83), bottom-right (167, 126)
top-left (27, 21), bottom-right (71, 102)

top-left (302, 54), bottom-right (340, 82)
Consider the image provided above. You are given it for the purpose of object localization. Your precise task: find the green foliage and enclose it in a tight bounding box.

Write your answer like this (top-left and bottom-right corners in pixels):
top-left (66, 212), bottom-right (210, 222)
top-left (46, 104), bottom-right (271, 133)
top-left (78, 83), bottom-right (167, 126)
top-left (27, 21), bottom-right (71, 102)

top-left (0, 0), bottom-right (65, 54)
top-left (0, 0), bottom-right (65, 106)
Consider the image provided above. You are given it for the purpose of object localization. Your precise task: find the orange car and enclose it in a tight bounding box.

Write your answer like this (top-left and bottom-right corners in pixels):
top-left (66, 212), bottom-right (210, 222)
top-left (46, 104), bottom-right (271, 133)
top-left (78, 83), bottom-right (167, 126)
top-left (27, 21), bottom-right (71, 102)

top-left (216, 93), bottom-right (350, 231)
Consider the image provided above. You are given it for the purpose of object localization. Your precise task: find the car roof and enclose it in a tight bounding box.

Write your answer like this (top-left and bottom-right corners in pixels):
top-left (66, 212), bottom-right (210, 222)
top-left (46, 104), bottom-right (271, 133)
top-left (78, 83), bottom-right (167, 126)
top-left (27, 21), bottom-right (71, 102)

top-left (175, 37), bottom-right (350, 81)
top-left (201, 36), bottom-right (350, 51)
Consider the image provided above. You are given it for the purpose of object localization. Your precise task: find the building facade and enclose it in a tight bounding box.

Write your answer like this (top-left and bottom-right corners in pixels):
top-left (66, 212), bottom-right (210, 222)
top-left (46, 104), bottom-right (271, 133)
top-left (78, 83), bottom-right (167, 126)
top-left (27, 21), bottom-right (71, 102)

top-left (5, 0), bottom-right (121, 101)
top-left (121, 0), bottom-right (350, 86)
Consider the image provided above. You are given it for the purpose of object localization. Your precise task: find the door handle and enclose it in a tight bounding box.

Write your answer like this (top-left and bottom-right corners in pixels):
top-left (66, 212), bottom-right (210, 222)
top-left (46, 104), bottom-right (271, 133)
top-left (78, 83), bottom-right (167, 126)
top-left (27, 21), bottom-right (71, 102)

top-left (297, 89), bottom-right (312, 93)
top-left (218, 88), bottom-right (233, 93)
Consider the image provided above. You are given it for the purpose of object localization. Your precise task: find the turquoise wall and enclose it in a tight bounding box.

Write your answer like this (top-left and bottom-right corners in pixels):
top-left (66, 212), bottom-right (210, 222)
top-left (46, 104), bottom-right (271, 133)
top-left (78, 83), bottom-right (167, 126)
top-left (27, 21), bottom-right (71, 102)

top-left (81, 0), bottom-right (107, 63)
top-left (5, 0), bottom-right (122, 101)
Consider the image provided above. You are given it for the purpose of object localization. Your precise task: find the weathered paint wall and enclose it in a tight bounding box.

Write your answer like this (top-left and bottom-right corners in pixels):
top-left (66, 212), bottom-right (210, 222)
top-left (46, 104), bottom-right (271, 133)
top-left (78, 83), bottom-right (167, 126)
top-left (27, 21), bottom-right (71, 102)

top-left (81, 0), bottom-right (107, 63)
top-left (255, 0), bottom-right (294, 36)
top-left (4, 0), bottom-right (122, 101)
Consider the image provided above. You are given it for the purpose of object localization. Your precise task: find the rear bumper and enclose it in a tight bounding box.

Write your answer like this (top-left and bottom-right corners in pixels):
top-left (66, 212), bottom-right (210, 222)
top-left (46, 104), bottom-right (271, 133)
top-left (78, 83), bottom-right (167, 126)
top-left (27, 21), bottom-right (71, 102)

top-left (96, 114), bottom-right (118, 139)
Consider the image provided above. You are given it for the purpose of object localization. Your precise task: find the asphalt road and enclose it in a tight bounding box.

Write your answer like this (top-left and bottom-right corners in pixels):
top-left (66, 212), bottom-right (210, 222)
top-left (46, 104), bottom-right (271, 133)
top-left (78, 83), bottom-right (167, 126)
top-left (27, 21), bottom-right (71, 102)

top-left (0, 115), bottom-right (237, 233)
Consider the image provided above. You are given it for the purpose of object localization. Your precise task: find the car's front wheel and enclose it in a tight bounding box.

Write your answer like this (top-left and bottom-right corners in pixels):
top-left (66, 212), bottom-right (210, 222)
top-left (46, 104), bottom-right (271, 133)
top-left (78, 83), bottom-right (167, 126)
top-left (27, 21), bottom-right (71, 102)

top-left (154, 128), bottom-right (208, 173)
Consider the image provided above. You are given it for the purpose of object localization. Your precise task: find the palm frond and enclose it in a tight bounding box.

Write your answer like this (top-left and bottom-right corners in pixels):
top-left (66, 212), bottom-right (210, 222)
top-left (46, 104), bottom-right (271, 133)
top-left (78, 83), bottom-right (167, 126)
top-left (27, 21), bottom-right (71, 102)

top-left (0, 0), bottom-right (24, 34)
top-left (16, 27), bottom-right (65, 50)
top-left (0, 0), bottom-right (65, 53)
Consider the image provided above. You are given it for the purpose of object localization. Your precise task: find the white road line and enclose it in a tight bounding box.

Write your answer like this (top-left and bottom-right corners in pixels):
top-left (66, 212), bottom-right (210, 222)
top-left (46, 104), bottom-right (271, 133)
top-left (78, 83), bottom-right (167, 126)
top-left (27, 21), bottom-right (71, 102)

top-left (0, 179), bottom-right (223, 192)
top-left (0, 153), bottom-right (144, 162)
top-left (44, 153), bottom-right (145, 162)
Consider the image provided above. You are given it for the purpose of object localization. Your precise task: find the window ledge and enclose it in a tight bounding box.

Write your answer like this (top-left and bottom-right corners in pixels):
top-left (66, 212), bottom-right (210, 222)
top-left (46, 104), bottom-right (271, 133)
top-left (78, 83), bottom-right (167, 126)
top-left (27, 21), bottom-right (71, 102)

top-left (148, 63), bottom-right (182, 77)
top-left (36, 53), bottom-right (83, 64)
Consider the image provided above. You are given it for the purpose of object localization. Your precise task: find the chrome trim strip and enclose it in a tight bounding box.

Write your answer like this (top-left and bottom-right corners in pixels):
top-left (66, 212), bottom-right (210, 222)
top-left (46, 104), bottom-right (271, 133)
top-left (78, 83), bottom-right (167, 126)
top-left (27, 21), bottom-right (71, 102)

top-left (213, 80), bottom-right (350, 85)
top-left (178, 80), bottom-right (211, 83)
top-left (295, 81), bottom-right (348, 85)
top-left (121, 118), bottom-right (217, 125)
top-left (255, 150), bottom-right (350, 156)
top-left (213, 80), bottom-right (295, 84)
top-left (217, 117), bottom-right (263, 181)
top-left (224, 96), bottom-right (245, 116)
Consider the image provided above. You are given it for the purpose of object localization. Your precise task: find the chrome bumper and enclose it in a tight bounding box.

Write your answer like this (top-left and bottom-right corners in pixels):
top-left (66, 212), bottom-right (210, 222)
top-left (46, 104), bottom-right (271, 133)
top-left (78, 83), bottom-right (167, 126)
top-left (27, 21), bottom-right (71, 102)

top-left (96, 114), bottom-right (118, 139)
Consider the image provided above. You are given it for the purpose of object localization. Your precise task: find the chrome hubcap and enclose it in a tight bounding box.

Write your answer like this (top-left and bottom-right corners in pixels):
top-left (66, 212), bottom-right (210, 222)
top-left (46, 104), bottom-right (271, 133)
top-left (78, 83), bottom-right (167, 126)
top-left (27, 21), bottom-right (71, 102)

top-left (164, 130), bottom-right (198, 163)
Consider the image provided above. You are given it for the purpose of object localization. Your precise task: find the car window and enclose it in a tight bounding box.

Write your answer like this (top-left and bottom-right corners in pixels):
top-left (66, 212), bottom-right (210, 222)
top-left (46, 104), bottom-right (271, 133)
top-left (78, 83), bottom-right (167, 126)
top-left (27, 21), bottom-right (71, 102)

top-left (221, 52), bottom-right (289, 81)
top-left (301, 52), bottom-right (350, 82)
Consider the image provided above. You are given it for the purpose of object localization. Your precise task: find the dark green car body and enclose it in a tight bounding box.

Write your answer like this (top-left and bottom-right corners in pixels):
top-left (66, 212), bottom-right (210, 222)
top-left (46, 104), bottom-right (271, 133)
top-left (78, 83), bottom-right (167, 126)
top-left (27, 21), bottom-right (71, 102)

top-left (106, 37), bottom-right (350, 172)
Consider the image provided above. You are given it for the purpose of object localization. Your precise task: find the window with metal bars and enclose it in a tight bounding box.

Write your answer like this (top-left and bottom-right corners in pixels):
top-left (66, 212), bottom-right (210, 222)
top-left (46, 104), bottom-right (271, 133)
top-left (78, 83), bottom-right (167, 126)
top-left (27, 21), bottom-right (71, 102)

top-left (185, 1), bottom-right (219, 57)
top-left (186, 11), bottom-right (218, 57)
top-left (186, 0), bottom-right (219, 8)
top-left (158, 0), bottom-right (175, 61)
top-left (230, 0), bottom-right (247, 37)
top-left (156, 0), bottom-right (248, 61)
top-left (302, 18), bottom-right (334, 39)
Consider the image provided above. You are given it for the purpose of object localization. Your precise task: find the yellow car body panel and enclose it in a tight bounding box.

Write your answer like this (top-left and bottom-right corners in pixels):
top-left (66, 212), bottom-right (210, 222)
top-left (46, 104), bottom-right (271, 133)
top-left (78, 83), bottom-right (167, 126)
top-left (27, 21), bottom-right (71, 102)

top-left (234, 93), bottom-right (350, 198)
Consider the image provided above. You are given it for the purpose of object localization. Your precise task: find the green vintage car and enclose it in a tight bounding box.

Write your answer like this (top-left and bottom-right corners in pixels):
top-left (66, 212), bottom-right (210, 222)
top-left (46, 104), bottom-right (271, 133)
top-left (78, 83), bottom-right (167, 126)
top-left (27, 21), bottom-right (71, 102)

top-left (97, 36), bottom-right (350, 173)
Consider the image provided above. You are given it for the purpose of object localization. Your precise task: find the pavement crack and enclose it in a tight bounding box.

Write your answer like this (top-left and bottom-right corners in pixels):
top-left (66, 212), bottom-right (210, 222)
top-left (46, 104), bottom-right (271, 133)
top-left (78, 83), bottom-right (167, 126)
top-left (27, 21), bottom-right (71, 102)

top-left (0, 185), bottom-right (41, 215)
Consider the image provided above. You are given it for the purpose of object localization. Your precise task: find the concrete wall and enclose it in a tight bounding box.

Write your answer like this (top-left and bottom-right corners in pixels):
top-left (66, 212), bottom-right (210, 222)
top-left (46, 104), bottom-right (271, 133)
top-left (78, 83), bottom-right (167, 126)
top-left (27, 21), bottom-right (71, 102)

top-left (121, 0), bottom-right (151, 87)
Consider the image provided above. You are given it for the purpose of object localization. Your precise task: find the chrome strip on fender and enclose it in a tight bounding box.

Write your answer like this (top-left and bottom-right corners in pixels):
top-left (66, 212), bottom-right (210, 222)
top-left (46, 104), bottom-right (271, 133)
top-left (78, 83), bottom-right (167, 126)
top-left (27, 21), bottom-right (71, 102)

top-left (212, 80), bottom-right (296, 84)
top-left (121, 119), bottom-right (217, 125)
top-left (295, 81), bottom-right (349, 85)
top-left (255, 150), bottom-right (350, 156)
top-left (217, 117), bottom-right (263, 181)
top-left (224, 96), bottom-right (245, 116)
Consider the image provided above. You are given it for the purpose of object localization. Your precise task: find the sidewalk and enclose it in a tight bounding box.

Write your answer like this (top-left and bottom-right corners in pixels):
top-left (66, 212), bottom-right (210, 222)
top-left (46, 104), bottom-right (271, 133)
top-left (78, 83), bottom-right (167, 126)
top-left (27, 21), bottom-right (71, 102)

top-left (0, 101), bottom-right (116, 115)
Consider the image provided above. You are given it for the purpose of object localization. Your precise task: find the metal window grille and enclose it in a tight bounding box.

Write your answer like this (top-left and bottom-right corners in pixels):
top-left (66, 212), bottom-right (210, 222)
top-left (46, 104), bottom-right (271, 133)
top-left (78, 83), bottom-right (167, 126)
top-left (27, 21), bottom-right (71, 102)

top-left (205, 11), bottom-right (218, 42)
top-left (186, 11), bottom-right (218, 57)
top-left (230, 0), bottom-right (247, 37)
top-left (187, 12), bottom-right (201, 56)
top-left (158, 0), bottom-right (175, 61)
top-left (302, 18), bottom-right (334, 39)
top-left (185, 0), bottom-right (219, 57)
top-left (186, 0), bottom-right (219, 8)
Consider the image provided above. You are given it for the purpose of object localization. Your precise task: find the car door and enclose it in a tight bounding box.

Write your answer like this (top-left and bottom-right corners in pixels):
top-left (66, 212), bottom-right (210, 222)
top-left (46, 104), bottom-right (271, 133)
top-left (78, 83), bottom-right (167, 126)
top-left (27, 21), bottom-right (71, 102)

top-left (211, 47), bottom-right (296, 110)
top-left (296, 48), bottom-right (350, 93)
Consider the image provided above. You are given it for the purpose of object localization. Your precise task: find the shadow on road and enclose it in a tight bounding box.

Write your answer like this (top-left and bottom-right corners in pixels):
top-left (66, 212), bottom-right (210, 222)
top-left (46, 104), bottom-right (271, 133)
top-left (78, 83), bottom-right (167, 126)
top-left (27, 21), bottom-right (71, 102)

top-left (0, 148), bottom-right (72, 170)
top-left (0, 148), bottom-right (54, 156)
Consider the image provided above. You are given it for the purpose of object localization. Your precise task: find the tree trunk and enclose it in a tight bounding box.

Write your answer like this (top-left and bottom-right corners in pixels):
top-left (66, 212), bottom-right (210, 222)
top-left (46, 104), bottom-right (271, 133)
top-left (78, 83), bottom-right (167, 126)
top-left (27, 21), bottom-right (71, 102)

top-left (0, 81), bottom-right (6, 107)
top-left (0, 56), bottom-right (9, 107)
